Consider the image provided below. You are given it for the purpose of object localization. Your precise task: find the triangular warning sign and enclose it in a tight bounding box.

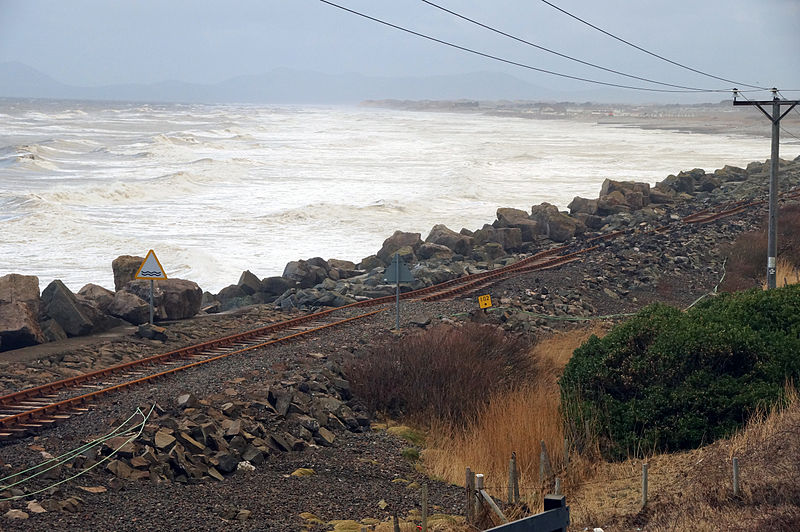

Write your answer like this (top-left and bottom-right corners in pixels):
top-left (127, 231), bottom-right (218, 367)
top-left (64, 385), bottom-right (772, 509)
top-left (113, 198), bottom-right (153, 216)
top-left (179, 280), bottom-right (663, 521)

top-left (135, 250), bottom-right (168, 280)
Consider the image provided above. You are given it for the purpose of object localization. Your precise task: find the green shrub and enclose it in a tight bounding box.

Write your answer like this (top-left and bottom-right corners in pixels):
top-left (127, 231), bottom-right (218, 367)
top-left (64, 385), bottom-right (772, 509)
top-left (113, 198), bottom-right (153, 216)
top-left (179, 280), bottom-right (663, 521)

top-left (560, 285), bottom-right (800, 459)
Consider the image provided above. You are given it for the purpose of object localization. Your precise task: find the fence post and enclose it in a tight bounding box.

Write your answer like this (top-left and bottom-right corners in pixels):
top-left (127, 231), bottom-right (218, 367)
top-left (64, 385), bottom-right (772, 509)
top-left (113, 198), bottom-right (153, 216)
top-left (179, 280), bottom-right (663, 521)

top-left (732, 457), bottom-right (740, 497)
top-left (508, 452), bottom-right (517, 504)
top-left (540, 440), bottom-right (553, 482)
top-left (554, 477), bottom-right (561, 495)
top-left (422, 483), bottom-right (428, 532)
top-left (641, 463), bottom-right (649, 508)
top-left (466, 467), bottom-right (475, 525)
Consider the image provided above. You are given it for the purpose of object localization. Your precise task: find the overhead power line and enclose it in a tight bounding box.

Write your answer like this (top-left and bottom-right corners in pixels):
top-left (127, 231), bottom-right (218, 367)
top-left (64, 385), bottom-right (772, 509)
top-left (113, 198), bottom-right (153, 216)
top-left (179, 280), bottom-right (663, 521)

top-left (318, 0), bottom-right (745, 94)
top-left (537, 0), bottom-right (769, 91)
top-left (420, 0), bottom-right (719, 92)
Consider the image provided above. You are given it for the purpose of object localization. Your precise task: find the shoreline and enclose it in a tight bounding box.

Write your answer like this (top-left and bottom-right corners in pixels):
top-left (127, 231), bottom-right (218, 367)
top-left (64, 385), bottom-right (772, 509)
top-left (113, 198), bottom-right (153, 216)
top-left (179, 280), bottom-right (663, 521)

top-left (361, 98), bottom-right (800, 142)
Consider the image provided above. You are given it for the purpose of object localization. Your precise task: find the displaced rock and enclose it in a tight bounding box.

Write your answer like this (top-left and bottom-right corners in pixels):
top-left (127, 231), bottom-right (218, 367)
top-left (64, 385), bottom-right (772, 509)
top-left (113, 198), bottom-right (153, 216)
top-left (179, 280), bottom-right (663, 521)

top-left (425, 224), bottom-right (473, 255)
top-left (530, 203), bottom-right (583, 242)
top-left (107, 291), bottom-right (150, 325)
top-left (77, 283), bottom-right (115, 312)
top-left (358, 255), bottom-right (385, 271)
top-left (262, 276), bottom-right (294, 296)
top-left (156, 279), bottom-right (203, 319)
top-left (237, 270), bottom-right (263, 295)
top-left (282, 260), bottom-right (328, 289)
top-left (0, 301), bottom-right (45, 351)
top-left (472, 226), bottom-right (522, 251)
top-left (136, 324), bottom-right (167, 341)
top-left (39, 318), bottom-right (67, 343)
top-left (416, 242), bottom-right (454, 260)
top-left (377, 231), bottom-right (422, 263)
top-left (4, 509), bottom-right (28, 520)
top-left (112, 255), bottom-right (144, 291)
top-left (568, 196), bottom-right (598, 216)
top-left (41, 280), bottom-right (100, 337)
top-left (123, 279), bottom-right (202, 320)
top-left (0, 273), bottom-right (41, 315)
top-left (597, 191), bottom-right (630, 215)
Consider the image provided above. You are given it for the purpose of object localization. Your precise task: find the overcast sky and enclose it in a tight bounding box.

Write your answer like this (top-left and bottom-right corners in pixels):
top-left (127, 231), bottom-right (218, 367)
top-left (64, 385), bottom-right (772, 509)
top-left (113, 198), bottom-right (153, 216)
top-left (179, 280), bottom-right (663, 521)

top-left (1, 0), bottom-right (799, 100)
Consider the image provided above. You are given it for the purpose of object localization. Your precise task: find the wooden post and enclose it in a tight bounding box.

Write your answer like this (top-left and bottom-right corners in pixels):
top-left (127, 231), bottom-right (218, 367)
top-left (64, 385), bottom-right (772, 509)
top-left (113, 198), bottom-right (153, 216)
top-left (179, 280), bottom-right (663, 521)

top-left (732, 457), bottom-right (740, 497)
top-left (466, 467), bottom-right (475, 525)
top-left (480, 488), bottom-right (509, 524)
top-left (508, 452), bottom-right (516, 504)
top-left (475, 473), bottom-right (485, 490)
top-left (554, 477), bottom-right (561, 495)
top-left (422, 483), bottom-right (428, 532)
top-left (540, 440), bottom-right (553, 481)
top-left (641, 463), bottom-right (649, 508)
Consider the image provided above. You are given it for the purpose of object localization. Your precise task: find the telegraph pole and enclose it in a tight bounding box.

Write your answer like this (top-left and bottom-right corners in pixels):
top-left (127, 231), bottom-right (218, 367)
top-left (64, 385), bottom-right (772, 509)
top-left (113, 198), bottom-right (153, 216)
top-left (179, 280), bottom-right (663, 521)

top-left (733, 88), bottom-right (800, 289)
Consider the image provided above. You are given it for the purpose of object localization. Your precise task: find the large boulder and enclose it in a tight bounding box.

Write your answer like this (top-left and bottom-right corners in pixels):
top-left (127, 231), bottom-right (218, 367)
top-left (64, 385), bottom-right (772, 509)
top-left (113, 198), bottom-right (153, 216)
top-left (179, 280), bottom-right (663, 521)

top-left (714, 165), bottom-right (747, 182)
top-left (78, 283), bottom-right (115, 312)
top-left (262, 276), bottom-right (294, 297)
top-left (568, 197), bottom-right (598, 216)
top-left (107, 291), bottom-right (150, 325)
top-left (530, 203), bottom-right (583, 242)
top-left (600, 179), bottom-right (651, 199)
top-left (425, 224), bottom-right (473, 255)
top-left (283, 260), bottom-right (328, 289)
top-left (112, 255), bottom-right (144, 291)
top-left (0, 274), bottom-right (41, 316)
top-left (237, 270), bottom-right (263, 296)
top-left (494, 208), bottom-right (541, 242)
top-left (649, 187), bottom-right (675, 204)
top-left (328, 259), bottom-right (356, 271)
top-left (358, 255), bottom-right (385, 271)
top-left (41, 280), bottom-right (121, 337)
top-left (472, 225), bottom-right (522, 252)
top-left (416, 242), bottom-right (454, 260)
top-left (495, 207), bottom-right (529, 227)
top-left (0, 301), bottom-right (45, 351)
top-left (122, 279), bottom-right (202, 320)
top-left (659, 173), bottom-right (695, 194)
top-left (377, 231), bottom-right (422, 264)
top-left (156, 279), bottom-right (203, 320)
top-left (596, 191), bottom-right (630, 216)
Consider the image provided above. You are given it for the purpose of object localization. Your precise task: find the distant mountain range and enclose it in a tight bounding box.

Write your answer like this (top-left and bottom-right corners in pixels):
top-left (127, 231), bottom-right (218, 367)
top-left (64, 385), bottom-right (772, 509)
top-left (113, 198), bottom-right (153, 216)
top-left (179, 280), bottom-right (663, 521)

top-left (1, 61), bottom-right (666, 105)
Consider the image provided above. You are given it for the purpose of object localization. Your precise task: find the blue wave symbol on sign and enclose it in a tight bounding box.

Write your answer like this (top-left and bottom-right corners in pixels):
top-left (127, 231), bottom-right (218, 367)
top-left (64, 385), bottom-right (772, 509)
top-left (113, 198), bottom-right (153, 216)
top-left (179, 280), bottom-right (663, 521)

top-left (140, 270), bottom-right (164, 277)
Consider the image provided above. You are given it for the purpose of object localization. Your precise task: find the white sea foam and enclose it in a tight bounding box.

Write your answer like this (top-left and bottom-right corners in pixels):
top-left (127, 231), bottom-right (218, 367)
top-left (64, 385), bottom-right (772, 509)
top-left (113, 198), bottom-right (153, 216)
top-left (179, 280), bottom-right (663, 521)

top-left (0, 100), bottom-right (798, 293)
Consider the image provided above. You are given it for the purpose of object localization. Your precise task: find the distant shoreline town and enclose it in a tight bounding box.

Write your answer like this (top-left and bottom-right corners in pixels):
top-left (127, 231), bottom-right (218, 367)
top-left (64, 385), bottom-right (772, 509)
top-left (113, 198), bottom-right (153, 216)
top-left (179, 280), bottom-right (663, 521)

top-left (360, 99), bottom-right (800, 139)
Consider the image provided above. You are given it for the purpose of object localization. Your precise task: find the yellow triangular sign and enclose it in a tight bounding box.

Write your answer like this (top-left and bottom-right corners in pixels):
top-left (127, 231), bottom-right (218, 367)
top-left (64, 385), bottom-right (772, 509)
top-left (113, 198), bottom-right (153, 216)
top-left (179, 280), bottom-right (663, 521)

top-left (135, 250), bottom-right (168, 280)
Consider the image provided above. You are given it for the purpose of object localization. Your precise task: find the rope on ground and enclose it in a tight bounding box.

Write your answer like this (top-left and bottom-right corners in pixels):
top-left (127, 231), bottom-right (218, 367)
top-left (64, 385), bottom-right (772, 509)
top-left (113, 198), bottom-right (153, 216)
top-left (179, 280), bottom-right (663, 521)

top-left (685, 258), bottom-right (727, 310)
top-left (0, 404), bottom-right (156, 500)
top-left (0, 406), bottom-right (147, 487)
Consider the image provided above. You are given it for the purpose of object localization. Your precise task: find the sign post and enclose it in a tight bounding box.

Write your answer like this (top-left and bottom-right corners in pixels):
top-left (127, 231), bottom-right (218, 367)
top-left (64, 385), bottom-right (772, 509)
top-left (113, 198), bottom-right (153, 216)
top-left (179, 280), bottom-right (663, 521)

top-left (383, 253), bottom-right (414, 331)
top-left (134, 250), bottom-right (168, 325)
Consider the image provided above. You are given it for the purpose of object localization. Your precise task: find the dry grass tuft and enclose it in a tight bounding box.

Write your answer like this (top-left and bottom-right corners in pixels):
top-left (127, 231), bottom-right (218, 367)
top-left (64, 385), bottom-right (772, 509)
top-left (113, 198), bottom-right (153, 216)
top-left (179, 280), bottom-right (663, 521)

top-left (763, 258), bottom-right (800, 289)
top-left (421, 324), bottom-right (608, 513)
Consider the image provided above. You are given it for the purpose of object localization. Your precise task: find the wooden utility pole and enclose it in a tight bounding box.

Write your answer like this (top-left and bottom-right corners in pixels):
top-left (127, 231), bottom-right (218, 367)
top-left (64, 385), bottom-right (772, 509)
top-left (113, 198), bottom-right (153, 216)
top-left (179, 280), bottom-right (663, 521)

top-left (733, 88), bottom-right (800, 289)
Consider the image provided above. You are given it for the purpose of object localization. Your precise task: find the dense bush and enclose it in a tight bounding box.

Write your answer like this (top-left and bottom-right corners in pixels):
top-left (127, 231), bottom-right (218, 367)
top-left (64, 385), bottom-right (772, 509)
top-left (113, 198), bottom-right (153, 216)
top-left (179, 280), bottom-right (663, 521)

top-left (345, 323), bottom-right (532, 426)
top-left (560, 285), bottom-right (800, 459)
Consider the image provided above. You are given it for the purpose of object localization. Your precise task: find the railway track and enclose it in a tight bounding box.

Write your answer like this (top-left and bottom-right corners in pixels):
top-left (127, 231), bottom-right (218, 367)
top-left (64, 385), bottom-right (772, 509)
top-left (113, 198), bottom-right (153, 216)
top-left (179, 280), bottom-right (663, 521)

top-left (1, 190), bottom-right (796, 440)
